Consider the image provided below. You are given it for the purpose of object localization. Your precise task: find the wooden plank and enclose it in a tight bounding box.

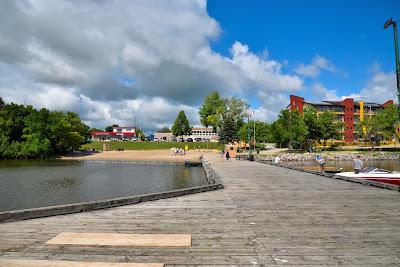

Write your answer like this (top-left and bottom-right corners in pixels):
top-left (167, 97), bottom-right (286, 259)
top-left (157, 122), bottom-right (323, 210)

top-left (0, 259), bottom-right (163, 267)
top-left (46, 233), bottom-right (191, 247)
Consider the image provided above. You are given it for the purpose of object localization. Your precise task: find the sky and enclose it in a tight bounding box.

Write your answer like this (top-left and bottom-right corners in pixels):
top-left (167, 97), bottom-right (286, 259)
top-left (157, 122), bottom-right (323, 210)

top-left (0, 0), bottom-right (399, 132)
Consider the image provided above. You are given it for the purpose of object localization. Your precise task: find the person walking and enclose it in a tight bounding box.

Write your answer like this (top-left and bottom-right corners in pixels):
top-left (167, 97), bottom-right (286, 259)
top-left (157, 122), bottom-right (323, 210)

top-left (315, 154), bottom-right (326, 172)
top-left (225, 151), bottom-right (230, 160)
top-left (353, 155), bottom-right (363, 174)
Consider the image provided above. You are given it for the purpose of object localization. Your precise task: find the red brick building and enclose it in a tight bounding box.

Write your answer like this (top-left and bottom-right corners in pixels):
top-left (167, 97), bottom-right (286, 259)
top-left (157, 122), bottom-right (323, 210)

top-left (289, 95), bottom-right (394, 142)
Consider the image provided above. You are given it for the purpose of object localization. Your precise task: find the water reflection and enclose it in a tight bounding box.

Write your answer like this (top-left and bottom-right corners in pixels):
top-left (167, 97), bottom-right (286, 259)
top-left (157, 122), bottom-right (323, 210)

top-left (41, 177), bottom-right (80, 190)
top-left (0, 160), bottom-right (207, 212)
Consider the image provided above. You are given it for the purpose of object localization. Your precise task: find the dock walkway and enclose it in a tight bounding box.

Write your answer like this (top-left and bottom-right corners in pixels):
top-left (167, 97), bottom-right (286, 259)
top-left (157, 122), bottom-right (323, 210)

top-left (0, 155), bottom-right (400, 266)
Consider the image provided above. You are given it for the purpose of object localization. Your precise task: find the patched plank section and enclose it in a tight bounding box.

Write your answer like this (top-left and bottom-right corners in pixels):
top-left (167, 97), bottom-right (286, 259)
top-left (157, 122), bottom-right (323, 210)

top-left (0, 259), bottom-right (163, 267)
top-left (46, 233), bottom-right (191, 247)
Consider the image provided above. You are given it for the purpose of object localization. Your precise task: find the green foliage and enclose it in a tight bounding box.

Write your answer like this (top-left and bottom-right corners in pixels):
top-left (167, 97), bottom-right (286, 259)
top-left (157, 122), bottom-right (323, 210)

top-left (90, 128), bottom-right (104, 132)
top-left (374, 104), bottom-right (399, 139)
top-left (359, 104), bottom-right (399, 149)
top-left (319, 111), bottom-right (343, 149)
top-left (135, 128), bottom-right (146, 141)
top-left (0, 99), bottom-right (89, 159)
top-left (303, 108), bottom-right (321, 151)
top-left (199, 92), bottom-right (249, 137)
top-left (270, 109), bottom-right (308, 149)
top-left (158, 127), bottom-right (171, 133)
top-left (219, 115), bottom-right (238, 144)
top-left (105, 124), bottom-right (118, 132)
top-left (239, 121), bottom-right (271, 143)
top-left (171, 111), bottom-right (192, 137)
top-left (199, 91), bottom-right (225, 130)
top-left (82, 141), bottom-right (222, 151)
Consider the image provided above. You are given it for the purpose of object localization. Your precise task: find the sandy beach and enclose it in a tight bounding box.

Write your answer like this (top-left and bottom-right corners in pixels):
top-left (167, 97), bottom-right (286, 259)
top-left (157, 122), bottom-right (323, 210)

top-left (59, 150), bottom-right (213, 162)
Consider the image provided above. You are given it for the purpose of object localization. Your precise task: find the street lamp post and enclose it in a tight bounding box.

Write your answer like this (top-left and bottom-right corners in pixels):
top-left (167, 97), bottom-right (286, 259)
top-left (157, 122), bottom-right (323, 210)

top-left (384, 18), bottom-right (400, 117)
top-left (247, 114), bottom-right (251, 156)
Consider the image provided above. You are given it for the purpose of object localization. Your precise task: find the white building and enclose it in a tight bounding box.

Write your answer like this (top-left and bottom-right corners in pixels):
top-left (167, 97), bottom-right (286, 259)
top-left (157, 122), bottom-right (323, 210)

top-left (112, 126), bottom-right (136, 133)
top-left (154, 132), bottom-right (175, 142)
top-left (154, 127), bottom-right (218, 142)
top-left (185, 127), bottom-right (218, 142)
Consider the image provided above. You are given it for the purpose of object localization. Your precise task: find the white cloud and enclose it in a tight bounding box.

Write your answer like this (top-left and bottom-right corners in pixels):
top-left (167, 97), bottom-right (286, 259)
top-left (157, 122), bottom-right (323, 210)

top-left (229, 42), bottom-right (303, 92)
top-left (311, 83), bottom-right (340, 100)
top-left (0, 0), bottom-right (306, 130)
top-left (295, 55), bottom-right (336, 78)
top-left (358, 70), bottom-right (397, 103)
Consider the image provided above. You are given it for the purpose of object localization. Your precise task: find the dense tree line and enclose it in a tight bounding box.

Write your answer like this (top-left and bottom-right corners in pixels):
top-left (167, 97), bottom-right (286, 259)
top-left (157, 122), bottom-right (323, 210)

top-left (358, 104), bottom-right (399, 149)
top-left (198, 92), bottom-right (377, 151)
top-left (0, 98), bottom-right (90, 158)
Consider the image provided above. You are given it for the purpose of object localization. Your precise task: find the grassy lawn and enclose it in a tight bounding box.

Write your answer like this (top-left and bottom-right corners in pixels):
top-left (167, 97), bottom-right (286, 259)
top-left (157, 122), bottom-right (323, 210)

top-left (81, 141), bottom-right (222, 151)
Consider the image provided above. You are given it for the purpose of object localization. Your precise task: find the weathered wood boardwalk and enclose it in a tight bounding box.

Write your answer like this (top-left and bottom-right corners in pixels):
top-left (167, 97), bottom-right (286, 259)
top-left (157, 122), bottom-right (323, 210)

top-left (0, 154), bottom-right (399, 266)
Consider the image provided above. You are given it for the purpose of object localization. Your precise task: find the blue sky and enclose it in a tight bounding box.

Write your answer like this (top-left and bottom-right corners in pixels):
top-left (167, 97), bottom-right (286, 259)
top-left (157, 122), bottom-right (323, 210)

top-left (208, 0), bottom-right (399, 105)
top-left (0, 0), bottom-right (399, 130)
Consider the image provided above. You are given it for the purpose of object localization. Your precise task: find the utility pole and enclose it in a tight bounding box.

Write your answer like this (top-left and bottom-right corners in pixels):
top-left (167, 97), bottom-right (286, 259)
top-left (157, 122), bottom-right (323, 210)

top-left (384, 18), bottom-right (400, 117)
top-left (247, 114), bottom-right (251, 155)
top-left (253, 119), bottom-right (256, 150)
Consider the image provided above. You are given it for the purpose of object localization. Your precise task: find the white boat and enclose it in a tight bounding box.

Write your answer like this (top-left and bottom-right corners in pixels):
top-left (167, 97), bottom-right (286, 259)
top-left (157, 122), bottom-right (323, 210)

top-left (335, 167), bottom-right (400, 186)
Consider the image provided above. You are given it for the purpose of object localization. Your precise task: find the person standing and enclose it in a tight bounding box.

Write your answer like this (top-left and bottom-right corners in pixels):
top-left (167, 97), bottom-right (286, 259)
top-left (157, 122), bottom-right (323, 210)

top-left (225, 151), bottom-right (230, 160)
top-left (315, 154), bottom-right (326, 172)
top-left (353, 155), bottom-right (363, 174)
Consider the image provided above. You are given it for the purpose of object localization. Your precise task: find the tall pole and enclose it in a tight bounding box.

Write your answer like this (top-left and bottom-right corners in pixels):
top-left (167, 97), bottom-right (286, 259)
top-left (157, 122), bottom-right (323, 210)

top-left (253, 119), bottom-right (256, 150)
top-left (384, 18), bottom-right (400, 117)
top-left (247, 115), bottom-right (251, 155)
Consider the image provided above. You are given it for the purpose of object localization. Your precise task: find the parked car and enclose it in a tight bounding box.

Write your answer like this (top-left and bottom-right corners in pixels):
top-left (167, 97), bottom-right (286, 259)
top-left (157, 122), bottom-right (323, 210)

top-left (195, 137), bottom-right (202, 142)
top-left (187, 138), bottom-right (193, 142)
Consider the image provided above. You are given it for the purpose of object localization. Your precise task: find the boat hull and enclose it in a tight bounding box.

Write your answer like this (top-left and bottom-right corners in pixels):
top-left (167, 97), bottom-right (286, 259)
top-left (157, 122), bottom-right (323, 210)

top-left (335, 172), bottom-right (400, 186)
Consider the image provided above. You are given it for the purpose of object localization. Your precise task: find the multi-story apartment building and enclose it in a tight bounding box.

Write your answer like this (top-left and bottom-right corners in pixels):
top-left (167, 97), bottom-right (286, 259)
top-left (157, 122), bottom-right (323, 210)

top-left (289, 95), bottom-right (394, 143)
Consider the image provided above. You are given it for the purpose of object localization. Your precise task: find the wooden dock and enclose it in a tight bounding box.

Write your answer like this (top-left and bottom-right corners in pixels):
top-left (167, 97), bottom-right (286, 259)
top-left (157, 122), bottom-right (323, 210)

top-left (0, 154), bottom-right (399, 266)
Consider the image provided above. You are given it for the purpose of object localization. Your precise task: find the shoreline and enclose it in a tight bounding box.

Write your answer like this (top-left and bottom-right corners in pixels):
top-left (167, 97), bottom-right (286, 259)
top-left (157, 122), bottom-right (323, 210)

top-left (59, 150), bottom-right (212, 163)
top-left (257, 151), bottom-right (400, 162)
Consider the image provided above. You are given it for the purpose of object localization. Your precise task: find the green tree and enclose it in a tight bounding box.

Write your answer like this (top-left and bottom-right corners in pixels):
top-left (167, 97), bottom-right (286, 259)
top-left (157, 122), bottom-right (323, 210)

top-left (271, 109), bottom-right (308, 150)
top-left (223, 97), bottom-right (249, 129)
top-left (171, 111), bottom-right (192, 138)
top-left (374, 104), bottom-right (398, 140)
top-left (319, 111), bottom-right (342, 150)
top-left (158, 127), bottom-right (171, 133)
top-left (135, 128), bottom-right (146, 141)
top-left (303, 108), bottom-right (322, 152)
top-left (0, 99), bottom-right (89, 158)
top-left (199, 91), bottom-right (225, 130)
top-left (359, 104), bottom-right (399, 150)
top-left (0, 97), bottom-right (5, 109)
top-left (239, 121), bottom-right (271, 143)
top-left (219, 115), bottom-right (238, 144)
top-left (90, 128), bottom-right (104, 132)
top-left (105, 124), bottom-right (119, 132)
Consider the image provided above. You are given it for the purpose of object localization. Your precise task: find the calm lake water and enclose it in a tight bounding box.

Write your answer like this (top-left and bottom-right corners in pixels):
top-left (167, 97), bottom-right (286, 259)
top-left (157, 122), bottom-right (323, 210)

top-left (284, 160), bottom-right (400, 172)
top-left (0, 160), bottom-right (207, 212)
